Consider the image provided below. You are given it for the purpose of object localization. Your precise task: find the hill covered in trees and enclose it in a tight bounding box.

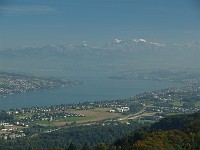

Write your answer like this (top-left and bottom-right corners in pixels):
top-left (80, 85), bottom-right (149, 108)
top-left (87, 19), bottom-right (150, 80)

top-left (0, 121), bottom-right (143, 150)
top-left (112, 111), bottom-right (200, 150)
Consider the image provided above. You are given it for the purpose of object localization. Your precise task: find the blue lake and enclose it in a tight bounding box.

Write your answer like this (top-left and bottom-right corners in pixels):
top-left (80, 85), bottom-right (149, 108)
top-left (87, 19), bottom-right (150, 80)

top-left (0, 76), bottom-right (184, 110)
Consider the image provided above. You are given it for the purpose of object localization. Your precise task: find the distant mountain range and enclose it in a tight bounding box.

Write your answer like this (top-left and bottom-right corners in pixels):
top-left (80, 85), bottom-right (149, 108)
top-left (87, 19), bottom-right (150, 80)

top-left (0, 38), bottom-right (200, 75)
top-left (1, 39), bottom-right (200, 57)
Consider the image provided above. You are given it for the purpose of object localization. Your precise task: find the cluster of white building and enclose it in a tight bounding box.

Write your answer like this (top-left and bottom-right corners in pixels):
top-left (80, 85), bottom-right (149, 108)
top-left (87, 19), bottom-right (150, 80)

top-left (110, 107), bottom-right (130, 113)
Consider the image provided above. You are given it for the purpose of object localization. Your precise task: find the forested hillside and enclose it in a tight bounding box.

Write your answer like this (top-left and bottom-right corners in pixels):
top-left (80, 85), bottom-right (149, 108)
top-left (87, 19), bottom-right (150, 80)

top-left (112, 111), bottom-right (200, 150)
top-left (0, 121), bottom-right (143, 150)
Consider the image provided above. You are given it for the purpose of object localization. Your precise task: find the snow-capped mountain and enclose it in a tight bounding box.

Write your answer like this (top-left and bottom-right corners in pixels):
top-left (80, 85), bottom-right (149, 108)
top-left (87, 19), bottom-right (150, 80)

top-left (104, 38), bottom-right (166, 51)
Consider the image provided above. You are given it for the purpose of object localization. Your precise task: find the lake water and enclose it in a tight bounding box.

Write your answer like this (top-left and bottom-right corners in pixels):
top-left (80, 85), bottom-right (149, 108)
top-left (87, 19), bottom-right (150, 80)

top-left (0, 76), bottom-right (184, 110)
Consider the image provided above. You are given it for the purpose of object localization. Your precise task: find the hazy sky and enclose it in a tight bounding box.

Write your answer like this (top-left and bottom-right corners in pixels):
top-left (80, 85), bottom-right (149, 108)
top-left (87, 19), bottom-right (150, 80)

top-left (0, 0), bottom-right (200, 49)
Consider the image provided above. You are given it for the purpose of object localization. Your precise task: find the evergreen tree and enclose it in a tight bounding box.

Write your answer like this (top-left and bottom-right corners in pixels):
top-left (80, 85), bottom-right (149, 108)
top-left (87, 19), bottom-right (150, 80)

top-left (81, 143), bottom-right (90, 150)
top-left (95, 143), bottom-right (107, 150)
top-left (67, 142), bottom-right (77, 150)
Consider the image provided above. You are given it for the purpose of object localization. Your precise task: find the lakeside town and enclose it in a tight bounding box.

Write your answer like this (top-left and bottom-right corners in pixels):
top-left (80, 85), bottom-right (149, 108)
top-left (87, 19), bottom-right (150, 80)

top-left (0, 72), bottom-right (81, 96)
top-left (0, 83), bottom-right (200, 140)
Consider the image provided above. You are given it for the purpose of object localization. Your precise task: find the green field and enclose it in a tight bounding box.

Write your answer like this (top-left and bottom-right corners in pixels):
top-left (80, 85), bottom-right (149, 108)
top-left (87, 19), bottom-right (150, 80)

top-left (14, 113), bottom-right (33, 119)
top-left (139, 120), bottom-right (156, 124)
top-left (172, 101), bottom-right (183, 107)
top-left (34, 116), bottom-right (95, 126)
top-left (194, 101), bottom-right (200, 107)
top-left (0, 77), bottom-right (6, 82)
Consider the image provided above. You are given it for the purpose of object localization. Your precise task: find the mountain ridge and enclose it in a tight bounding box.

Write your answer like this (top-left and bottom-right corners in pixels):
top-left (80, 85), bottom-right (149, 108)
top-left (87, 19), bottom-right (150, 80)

top-left (1, 38), bottom-right (200, 73)
top-left (1, 38), bottom-right (200, 56)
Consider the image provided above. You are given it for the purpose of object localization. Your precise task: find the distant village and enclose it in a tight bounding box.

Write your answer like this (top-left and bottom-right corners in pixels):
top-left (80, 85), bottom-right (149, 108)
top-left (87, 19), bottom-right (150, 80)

top-left (0, 72), bottom-right (81, 96)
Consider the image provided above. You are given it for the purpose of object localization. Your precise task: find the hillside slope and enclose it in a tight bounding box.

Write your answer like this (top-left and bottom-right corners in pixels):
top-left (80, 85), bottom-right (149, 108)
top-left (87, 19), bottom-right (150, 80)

top-left (112, 111), bottom-right (200, 150)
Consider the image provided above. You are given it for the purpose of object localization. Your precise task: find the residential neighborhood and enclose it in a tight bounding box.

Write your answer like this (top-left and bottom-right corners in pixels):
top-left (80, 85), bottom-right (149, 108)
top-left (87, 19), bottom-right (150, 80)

top-left (0, 72), bottom-right (81, 96)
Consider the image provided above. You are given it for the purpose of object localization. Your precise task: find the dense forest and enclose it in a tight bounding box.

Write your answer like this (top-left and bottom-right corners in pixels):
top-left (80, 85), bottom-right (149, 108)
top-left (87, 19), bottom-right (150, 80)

top-left (111, 111), bottom-right (200, 150)
top-left (0, 121), bottom-right (143, 150)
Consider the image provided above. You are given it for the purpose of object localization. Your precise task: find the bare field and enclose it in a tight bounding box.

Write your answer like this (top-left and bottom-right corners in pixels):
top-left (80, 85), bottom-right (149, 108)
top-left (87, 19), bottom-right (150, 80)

top-left (36, 108), bottom-right (121, 126)
top-left (70, 108), bottom-right (121, 124)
